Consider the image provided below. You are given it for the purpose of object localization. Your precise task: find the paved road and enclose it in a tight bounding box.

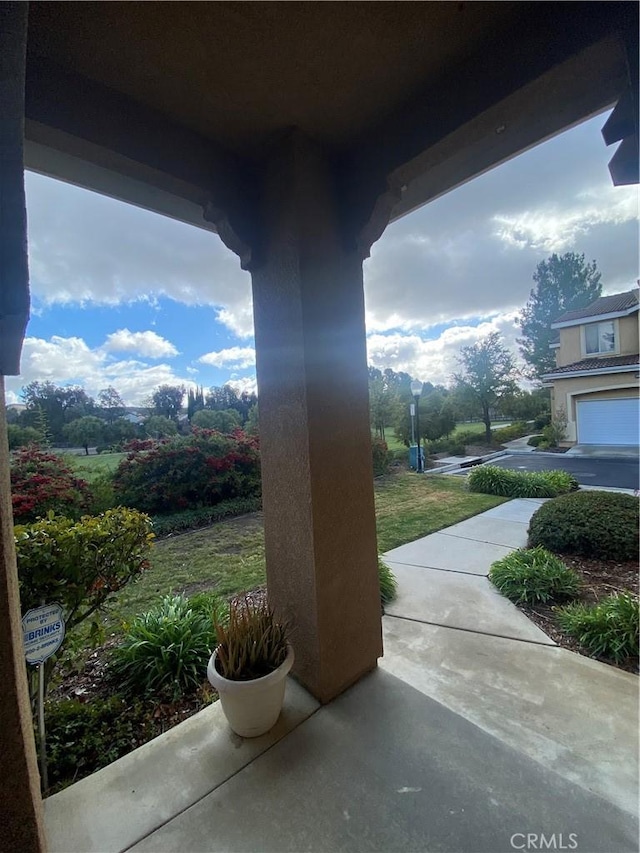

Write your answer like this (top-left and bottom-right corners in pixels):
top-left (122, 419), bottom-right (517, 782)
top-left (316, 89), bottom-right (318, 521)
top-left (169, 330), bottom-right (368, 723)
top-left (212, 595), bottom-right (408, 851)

top-left (488, 453), bottom-right (639, 490)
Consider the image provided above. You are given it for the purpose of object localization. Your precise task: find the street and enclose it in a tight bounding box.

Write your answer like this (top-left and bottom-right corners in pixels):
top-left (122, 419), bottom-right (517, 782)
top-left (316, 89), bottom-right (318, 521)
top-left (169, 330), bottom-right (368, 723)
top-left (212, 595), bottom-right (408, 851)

top-left (487, 453), bottom-right (639, 490)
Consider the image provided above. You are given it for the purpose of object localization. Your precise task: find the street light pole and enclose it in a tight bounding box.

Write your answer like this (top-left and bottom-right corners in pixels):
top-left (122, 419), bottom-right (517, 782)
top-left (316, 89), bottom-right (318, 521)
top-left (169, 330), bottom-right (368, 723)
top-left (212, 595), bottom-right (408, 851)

top-left (410, 380), bottom-right (423, 473)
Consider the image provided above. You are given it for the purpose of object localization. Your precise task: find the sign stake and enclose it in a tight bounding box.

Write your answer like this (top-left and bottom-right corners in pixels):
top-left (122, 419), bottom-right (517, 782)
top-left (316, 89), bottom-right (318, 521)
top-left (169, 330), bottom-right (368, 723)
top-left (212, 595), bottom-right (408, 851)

top-left (38, 660), bottom-right (48, 791)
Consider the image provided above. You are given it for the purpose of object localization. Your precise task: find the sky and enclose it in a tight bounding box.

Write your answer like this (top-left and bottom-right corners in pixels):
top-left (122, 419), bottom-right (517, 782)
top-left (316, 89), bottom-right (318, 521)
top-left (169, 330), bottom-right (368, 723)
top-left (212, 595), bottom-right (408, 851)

top-left (6, 111), bottom-right (638, 406)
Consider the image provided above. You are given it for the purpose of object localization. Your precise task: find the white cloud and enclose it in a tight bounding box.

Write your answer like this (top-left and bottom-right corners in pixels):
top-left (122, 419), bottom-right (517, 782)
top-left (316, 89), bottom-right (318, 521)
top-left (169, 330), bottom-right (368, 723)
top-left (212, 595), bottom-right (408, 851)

top-left (364, 114), bottom-right (638, 333)
top-left (198, 346), bottom-right (256, 369)
top-left (226, 376), bottom-right (258, 396)
top-left (366, 312), bottom-right (522, 386)
top-left (4, 336), bottom-right (196, 406)
top-left (493, 189), bottom-right (637, 254)
top-left (103, 329), bottom-right (179, 358)
top-left (25, 171), bottom-right (253, 338)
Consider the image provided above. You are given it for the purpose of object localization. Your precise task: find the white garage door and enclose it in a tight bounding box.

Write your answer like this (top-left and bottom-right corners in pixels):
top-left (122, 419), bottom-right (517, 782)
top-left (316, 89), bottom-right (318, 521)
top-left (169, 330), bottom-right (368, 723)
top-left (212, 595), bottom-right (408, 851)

top-left (577, 398), bottom-right (639, 445)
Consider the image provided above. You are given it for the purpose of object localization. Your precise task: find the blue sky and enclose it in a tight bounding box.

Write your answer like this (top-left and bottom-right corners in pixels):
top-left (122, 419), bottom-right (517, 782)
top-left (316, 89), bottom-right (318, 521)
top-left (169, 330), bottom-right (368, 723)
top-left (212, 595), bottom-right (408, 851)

top-left (6, 111), bottom-right (637, 405)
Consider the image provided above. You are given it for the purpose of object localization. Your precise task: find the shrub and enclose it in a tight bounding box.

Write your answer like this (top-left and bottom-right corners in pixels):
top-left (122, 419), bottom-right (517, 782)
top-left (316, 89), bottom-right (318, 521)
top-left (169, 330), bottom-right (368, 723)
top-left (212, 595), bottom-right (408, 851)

top-left (540, 469), bottom-right (579, 494)
top-left (542, 408), bottom-right (568, 448)
top-left (491, 421), bottom-right (529, 443)
top-left (372, 438), bottom-right (391, 476)
top-left (10, 446), bottom-right (92, 522)
top-left (534, 411), bottom-right (552, 430)
top-left (7, 425), bottom-right (42, 450)
top-left (113, 428), bottom-right (261, 514)
top-left (16, 508), bottom-right (154, 698)
top-left (112, 593), bottom-right (225, 699)
top-left (467, 466), bottom-right (577, 499)
top-left (556, 594), bottom-right (639, 664)
top-left (150, 496), bottom-right (262, 537)
top-left (378, 558), bottom-right (398, 604)
top-left (528, 491), bottom-right (639, 561)
top-left (42, 695), bottom-right (154, 794)
top-left (86, 471), bottom-right (116, 514)
top-left (489, 547), bottom-right (581, 604)
top-left (527, 435), bottom-right (544, 447)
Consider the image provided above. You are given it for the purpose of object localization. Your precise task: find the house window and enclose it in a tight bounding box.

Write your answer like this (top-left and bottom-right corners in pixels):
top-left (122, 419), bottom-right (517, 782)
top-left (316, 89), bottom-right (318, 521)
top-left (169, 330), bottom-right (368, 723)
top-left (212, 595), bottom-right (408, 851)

top-left (584, 321), bottom-right (615, 354)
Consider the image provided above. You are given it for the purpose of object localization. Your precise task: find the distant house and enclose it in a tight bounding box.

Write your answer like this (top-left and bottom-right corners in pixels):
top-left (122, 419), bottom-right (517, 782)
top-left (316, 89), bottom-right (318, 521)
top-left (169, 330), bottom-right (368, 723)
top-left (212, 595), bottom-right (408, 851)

top-left (543, 288), bottom-right (639, 447)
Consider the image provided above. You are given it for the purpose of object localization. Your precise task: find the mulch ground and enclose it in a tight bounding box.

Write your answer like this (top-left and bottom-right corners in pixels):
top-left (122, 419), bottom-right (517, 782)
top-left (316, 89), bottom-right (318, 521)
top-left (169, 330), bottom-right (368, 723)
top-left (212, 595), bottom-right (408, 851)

top-left (518, 555), bottom-right (639, 674)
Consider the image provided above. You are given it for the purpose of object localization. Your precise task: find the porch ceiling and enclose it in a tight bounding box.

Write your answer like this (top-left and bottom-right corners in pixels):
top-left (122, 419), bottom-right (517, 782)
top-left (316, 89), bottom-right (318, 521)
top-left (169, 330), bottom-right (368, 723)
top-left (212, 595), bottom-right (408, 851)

top-left (27, 1), bottom-right (522, 155)
top-left (23, 2), bottom-right (635, 233)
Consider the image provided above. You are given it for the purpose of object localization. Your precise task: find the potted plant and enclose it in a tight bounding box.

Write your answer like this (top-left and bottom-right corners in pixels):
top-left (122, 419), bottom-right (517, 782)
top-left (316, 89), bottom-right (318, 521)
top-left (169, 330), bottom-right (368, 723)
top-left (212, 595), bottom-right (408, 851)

top-left (207, 595), bottom-right (293, 737)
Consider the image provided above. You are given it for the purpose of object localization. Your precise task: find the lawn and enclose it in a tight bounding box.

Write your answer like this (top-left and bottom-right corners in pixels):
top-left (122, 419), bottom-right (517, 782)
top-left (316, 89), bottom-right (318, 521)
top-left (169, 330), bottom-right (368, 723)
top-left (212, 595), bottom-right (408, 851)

top-left (99, 471), bottom-right (505, 631)
top-left (373, 421), bottom-right (512, 452)
top-left (67, 451), bottom-right (127, 481)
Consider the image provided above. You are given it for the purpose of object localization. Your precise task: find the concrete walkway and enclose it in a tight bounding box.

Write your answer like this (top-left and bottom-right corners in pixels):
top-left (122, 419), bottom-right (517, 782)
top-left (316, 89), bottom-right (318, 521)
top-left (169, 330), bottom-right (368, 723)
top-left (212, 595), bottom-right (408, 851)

top-left (44, 500), bottom-right (639, 853)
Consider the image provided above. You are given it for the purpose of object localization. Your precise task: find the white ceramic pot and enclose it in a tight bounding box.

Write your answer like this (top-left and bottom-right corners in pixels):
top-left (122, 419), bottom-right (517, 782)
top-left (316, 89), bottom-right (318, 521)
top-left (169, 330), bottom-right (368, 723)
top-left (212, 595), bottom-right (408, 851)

top-left (207, 644), bottom-right (294, 738)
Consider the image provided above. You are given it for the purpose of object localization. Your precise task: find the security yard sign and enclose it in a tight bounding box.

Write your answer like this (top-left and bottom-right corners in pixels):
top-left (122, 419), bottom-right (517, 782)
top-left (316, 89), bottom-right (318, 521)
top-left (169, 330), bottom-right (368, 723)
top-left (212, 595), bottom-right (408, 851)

top-left (22, 603), bottom-right (65, 665)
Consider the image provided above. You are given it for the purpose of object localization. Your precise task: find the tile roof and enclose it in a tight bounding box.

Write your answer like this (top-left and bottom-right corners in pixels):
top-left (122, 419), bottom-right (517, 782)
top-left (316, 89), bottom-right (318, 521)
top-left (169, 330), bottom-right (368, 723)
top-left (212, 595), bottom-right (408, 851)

top-left (546, 353), bottom-right (640, 376)
top-left (554, 288), bottom-right (639, 324)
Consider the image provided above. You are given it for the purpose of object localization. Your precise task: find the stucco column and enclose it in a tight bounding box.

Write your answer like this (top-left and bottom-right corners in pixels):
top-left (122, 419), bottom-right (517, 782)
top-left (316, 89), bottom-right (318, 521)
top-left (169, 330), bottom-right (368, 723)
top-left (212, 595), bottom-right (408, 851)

top-left (250, 131), bottom-right (382, 703)
top-left (0, 4), bottom-right (47, 850)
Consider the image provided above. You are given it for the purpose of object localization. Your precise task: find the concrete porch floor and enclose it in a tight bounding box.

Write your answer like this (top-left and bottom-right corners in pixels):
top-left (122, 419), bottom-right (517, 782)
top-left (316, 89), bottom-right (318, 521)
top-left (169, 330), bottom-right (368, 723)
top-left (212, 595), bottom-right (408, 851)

top-left (44, 500), bottom-right (639, 853)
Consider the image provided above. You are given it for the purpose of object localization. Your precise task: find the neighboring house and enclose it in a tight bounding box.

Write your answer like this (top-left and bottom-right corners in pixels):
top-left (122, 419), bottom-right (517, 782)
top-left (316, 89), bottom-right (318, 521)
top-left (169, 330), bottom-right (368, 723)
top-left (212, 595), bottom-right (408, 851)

top-left (543, 288), bottom-right (639, 446)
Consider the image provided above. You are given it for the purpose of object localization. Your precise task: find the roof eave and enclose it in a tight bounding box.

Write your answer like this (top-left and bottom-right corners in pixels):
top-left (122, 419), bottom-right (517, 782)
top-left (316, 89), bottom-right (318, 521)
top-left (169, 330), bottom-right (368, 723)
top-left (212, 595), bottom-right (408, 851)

top-left (552, 305), bottom-right (639, 329)
top-left (542, 364), bottom-right (640, 381)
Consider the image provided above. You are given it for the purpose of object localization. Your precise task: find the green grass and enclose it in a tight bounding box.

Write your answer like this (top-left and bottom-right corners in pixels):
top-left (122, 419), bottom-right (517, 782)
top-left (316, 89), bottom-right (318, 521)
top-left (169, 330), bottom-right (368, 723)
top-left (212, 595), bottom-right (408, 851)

top-left (452, 420), bottom-right (511, 437)
top-left (66, 452), bottom-right (127, 481)
top-left (374, 472), bottom-right (505, 552)
top-left (94, 470), bottom-right (504, 635)
top-left (101, 514), bottom-right (266, 631)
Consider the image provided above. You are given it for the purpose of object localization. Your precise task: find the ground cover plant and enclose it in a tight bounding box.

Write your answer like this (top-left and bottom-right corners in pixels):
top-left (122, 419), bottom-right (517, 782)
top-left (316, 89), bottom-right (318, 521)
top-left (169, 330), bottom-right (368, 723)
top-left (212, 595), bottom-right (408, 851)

top-left (378, 558), bottom-right (398, 604)
top-left (528, 491), bottom-right (639, 561)
top-left (490, 490), bottom-right (640, 673)
top-left (489, 547), bottom-right (581, 604)
top-left (112, 593), bottom-right (226, 700)
top-left (467, 465), bottom-right (578, 499)
top-left (556, 594), bottom-right (639, 665)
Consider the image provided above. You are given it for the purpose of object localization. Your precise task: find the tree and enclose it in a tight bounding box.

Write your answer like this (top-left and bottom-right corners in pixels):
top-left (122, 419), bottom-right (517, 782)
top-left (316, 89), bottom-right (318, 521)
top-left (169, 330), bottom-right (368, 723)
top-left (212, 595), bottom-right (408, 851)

top-left (187, 386), bottom-right (205, 421)
top-left (393, 385), bottom-right (455, 446)
top-left (97, 386), bottom-right (126, 422)
top-left (205, 385), bottom-right (258, 424)
top-left (144, 415), bottom-right (178, 439)
top-left (102, 417), bottom-right (137, 446)
top-left (368, 370), bottom-right (397, 441)
top-left (191, 408), bottom-right (241, 432)
top-left (7, 425), bottom-right (43, 450)
top-left (245, 403), bottom-right (259, 436)
top-left (63, 416), bottom-right (105, 455)
top-left (518, 252), bottom-right (602, 379)
top-left (453, 333), bottom-right (518, 445)
top-left (151, 384), bottom-right (185, 422)
top-left (21, 381), bottom-right (96, 443)
top-left (500, 388), bottom-right (549, 422)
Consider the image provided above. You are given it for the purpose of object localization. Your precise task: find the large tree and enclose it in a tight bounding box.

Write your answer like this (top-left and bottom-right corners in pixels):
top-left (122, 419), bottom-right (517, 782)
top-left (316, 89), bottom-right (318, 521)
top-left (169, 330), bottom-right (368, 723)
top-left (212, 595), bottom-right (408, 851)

top-left (453, 333), bottom-right (518, 445)
top-left (518, 252), bottom-right (602, 380)
top-left (63, 416), bottom-right (105, 455)
top-left (151, 384), bottom-right (185, 422)
top-left (21, 381), bottom-right (96, 443)
top-left (97, 386), bottom-right (126, 422)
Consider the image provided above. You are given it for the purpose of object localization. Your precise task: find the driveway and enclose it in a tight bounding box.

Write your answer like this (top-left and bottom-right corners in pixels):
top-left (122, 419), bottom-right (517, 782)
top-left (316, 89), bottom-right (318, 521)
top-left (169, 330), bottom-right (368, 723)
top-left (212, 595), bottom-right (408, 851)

top-left (486, 453), bottom-right (639, 490)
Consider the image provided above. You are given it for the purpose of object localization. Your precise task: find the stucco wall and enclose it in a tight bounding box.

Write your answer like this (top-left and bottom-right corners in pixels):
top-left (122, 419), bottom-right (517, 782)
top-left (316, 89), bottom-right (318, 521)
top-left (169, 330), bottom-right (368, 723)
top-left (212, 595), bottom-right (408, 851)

top-left (552, 374), bottom-right (639, 442)
top-left (557, 313), bottom-right (638, 366)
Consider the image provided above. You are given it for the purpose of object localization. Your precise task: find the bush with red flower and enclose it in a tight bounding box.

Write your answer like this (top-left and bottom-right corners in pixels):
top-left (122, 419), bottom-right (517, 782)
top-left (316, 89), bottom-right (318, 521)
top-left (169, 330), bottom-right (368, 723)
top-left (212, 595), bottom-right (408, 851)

top-left (11, 446), bottom-right (93, 523)
top-left (112, 428), bottom-right (261, 514)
